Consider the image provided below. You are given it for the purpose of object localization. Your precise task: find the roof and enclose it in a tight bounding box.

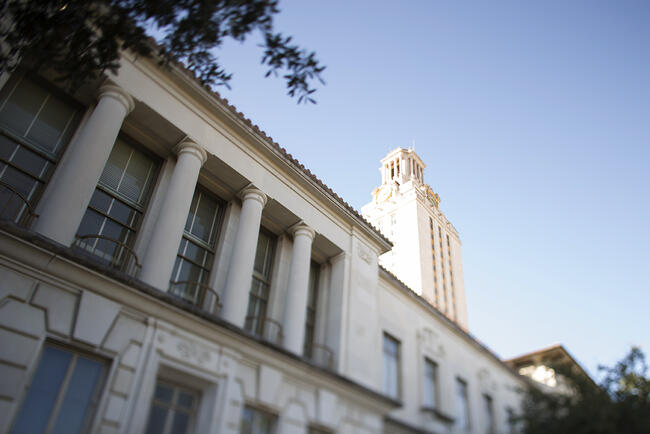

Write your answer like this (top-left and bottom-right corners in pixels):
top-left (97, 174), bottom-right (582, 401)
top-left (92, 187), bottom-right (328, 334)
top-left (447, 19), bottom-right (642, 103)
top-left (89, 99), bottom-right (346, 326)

top-left (505, 344), bottom-right (596, 386)
top-left (378, 266), bottom-right (526, 382)
top-left (150, 49), bottom-right (393, 250)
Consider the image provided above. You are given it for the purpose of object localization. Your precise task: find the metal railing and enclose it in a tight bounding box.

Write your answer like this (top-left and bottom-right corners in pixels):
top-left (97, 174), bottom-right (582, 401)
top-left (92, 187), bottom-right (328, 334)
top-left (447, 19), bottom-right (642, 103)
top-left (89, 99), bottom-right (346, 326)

top-left (0, 180), bottom-right (39, 227)
top-left (73, 234), bottom-right (142, 277)
top-left (169, 280), bottom-right (221, 315)
top-left (245, 316), bottom-right (284, 346)
top-left (307, 343), bottom-right (335, 370)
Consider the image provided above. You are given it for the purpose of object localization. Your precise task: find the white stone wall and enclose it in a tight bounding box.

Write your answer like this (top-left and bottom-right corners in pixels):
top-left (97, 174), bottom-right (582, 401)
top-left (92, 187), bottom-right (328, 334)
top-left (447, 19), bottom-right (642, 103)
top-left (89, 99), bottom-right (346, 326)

top-left (0, 57), bottom-right (527, 434)
top-left (0, 244), bottom-right (387, 434)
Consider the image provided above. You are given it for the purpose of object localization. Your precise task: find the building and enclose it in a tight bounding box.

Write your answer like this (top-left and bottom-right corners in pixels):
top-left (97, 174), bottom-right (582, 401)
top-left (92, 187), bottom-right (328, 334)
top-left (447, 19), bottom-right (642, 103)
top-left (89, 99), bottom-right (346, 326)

top-left (505, 345), bottom-right (596, 394)
top-left (0, 49), bottom-right (535, 434)
top-left (361, 148), bottom-right (468, 329)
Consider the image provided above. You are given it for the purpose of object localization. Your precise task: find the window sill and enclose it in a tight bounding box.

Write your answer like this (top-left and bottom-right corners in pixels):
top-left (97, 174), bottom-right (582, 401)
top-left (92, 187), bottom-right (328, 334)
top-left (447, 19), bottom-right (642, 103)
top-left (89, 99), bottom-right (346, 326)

top-left (420, 406), bottom-right (455, 423)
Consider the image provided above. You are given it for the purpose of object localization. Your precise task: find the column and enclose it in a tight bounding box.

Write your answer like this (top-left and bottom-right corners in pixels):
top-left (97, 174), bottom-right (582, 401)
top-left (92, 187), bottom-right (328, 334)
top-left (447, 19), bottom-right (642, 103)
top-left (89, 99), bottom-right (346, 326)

top-left (221, 187), bottom-right (268, 327)
top-left (139, 140), bottom-right (207, 290)
top-left (34, 84), bottom-right (134, 245)
top-left (282, 223), bottom-right (316, 354)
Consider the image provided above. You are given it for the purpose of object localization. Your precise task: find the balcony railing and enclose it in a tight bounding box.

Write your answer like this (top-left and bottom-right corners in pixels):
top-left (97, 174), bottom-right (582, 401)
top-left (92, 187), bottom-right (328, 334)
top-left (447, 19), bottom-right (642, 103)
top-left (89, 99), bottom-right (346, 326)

top-left (169, 280), bottom-right (221, 315)
top-left (306, 343), bottom-right (335, 370)
top-left (245, 316), bottom-right (284, 346)
top-left (73, 234), bottom-right (142, 277)
top-left (0, 180), bottom-right (39, 227)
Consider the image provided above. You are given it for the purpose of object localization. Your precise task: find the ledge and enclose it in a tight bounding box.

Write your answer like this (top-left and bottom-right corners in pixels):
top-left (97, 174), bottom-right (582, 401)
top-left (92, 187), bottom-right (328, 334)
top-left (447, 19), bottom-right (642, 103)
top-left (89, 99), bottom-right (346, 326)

top-left (0, 219), bottom-right (401, 411)
top-left (421, 406), bottom-right (455, 423)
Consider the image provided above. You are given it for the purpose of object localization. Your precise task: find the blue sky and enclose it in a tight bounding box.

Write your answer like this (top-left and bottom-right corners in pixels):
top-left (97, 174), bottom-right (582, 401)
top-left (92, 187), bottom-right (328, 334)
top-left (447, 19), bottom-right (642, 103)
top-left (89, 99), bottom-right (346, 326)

top-left (212, 0), bottom-right (650, 377)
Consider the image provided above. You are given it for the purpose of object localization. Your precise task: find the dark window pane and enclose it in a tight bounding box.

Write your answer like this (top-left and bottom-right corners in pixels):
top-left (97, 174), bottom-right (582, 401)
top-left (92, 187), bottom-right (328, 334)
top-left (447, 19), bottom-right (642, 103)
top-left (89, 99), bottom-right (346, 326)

top-left (177, 392), bottom-right (194, 410)
top-left (50, 356), bottom-right (104, 434)
top-left (170, 411), bottom-right (190, 434)
top-left (145, 405), bottom-right (168, 434)
top-left (10, 346), bottom-right (73, 434)
top-left (0, 77), bottom-right (46, 137)
top-left (88, 190), bottom-right (113, 214)
top-left (11, 146), bottom-right (49, 179)
top-left (0, 134), bottom-right (19, 159)
top-left (27, 94), bottom-right (76, 153)
top-left (108, 198), bottom-right (138, 227)
top-left (154, 384), bottom-right (174, 403)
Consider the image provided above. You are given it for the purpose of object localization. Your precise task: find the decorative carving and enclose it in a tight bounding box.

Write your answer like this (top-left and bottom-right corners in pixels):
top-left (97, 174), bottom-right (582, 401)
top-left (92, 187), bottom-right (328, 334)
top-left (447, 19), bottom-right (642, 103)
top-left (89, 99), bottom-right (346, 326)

top-left (418, 327), bottom-right (445, 357)
top-left (357, 243), bottom-right (373, 264)
top-left (176, 340), bottom-right (211, 365)
top-left (426, 186), bottom-right (441, 208)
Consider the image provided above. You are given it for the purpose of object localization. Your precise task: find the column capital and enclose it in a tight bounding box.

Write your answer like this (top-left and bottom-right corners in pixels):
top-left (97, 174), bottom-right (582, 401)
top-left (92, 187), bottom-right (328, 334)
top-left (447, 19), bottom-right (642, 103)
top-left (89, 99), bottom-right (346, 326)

top-left (175, 139), bottom-right (208, 166)
top-left (289, 222), bottom-right (315, 241)
top-left (239, 186), bottom-right (267, 208)
top-left (98, 84), bottom-right (135, 114)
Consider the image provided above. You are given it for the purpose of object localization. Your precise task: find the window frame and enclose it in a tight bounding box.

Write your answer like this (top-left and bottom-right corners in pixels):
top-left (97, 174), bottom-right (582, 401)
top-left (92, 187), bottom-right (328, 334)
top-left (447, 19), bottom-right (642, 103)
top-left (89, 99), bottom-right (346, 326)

top-left (382, 332), bottom-right (402, 400)
top-left (75, 134), bottom-right (159, 270)
top-left (422, 357), bottom-right (439, 409)
top-left (456, 377), bottom-right (471, 431)
top-left (303, 261), bottom-right (321, 358)
top-left (11, 342), bottom-right (108, 434)
top-left (245, 229), bottom-right (276, 337)
top-left (483, 393), bottom-right (495, 434)
top-left (169, 186), bottom-right (225, 305)
top-left (240, 404), bottom-right (278, 434)
top-left (0, 73), bottom-right (82, 224)
top-left (145, 379), bottom-right (201, 434)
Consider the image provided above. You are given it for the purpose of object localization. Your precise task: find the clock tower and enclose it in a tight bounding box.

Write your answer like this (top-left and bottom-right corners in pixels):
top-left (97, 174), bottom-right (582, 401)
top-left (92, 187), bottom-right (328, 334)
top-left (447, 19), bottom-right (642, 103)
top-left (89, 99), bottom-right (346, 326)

top-left (361, 147), bottom-right (469, 329)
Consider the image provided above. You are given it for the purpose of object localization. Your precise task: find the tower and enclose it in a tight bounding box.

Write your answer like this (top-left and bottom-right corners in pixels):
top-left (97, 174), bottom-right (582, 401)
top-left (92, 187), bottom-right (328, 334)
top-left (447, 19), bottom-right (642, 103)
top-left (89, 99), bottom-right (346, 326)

top-left (361, 147), bottom-right (469, 329)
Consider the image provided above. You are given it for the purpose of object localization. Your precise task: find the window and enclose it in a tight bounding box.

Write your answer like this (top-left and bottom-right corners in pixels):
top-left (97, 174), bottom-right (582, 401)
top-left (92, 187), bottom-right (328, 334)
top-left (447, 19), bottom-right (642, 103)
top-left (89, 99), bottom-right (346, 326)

top-left (423, 358), bottom-right (438, 408)
top-left (245, 230), bottom-right (275, 336)
top-left (483, 394), bottom-right (495, 434)
top-left (240, 405), bottom-right (277, 434)
top-left (382, 333), bottom-right (401, 399)
top-left (11, 344), bottom-right (107, 434)
top-left (456, 378), bottom-right (470, 430)
top-left (145, 381), bottom-right (200, 434)
top-left (75, 138), bottom-right (157, 272)
top-left (303, 263), bottom-right (320, 357)
top-left (0, 75), bottom-right (80, 224)
top-left (169, 187), bottom-right (223, 306)
top-left (506, 407), bottom-right (516, 434)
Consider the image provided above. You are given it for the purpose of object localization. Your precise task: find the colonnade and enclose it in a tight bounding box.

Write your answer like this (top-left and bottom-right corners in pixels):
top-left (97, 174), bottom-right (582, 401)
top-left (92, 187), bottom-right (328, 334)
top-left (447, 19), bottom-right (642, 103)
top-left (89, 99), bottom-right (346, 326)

top-left (31, 82), bottom-right (320, 357)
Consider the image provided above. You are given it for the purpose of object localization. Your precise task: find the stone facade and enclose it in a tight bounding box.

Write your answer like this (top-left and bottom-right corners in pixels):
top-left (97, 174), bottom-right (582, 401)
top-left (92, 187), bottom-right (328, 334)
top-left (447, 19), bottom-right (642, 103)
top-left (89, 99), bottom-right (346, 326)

top-left (0, 51), bottom-right (526, 434)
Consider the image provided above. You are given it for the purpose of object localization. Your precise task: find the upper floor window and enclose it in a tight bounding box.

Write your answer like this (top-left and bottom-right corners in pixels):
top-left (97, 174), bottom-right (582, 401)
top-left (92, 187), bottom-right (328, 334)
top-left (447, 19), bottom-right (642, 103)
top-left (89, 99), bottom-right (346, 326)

top-left (240, 405), bottom-right (277, 434)
top-left (169, 187), bottom-right (223, 308)
top-left (423, 358), bottom-right (438, 409)
top-left (0, 75), bottom-right (80, 225)
top-left (75, 137), bottom-right (158, 275)
top-left (483, 394), bottom-right (495, 434)
top-left (245, 231), bottom-right (276, 339)
top-left (382, 333), bottom-right (401, 399)
top-left (11, 344), bottom-right (107, 434)
top-left (456, 378), bottom-right (470, 430)
top-left (303, 262), bottom-right (320, 358)
top-left (145, 381), bottom-right (200, 434)
top-left (506, 407), bottom-right (516, 434)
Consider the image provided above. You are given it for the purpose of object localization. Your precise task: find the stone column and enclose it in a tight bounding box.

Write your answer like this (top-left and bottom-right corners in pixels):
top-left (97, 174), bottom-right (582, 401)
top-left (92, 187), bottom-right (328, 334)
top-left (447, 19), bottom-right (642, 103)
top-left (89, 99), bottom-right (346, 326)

top-left (139, 140), bottom-right (207, 290)
top-left (282, 223), bottom-right (316, 354)
top-left (34, 84), bottom-right (134, 245)
top-left (220, 187), bottom-right (267, 327)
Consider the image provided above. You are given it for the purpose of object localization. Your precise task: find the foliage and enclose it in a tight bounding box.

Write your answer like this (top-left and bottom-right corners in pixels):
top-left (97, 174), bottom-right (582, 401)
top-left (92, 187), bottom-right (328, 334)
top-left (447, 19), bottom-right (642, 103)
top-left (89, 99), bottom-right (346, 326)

top-left (518, 347), bottom-right (650, 434)
top-left (0, 0), bottom-right (325, 103)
